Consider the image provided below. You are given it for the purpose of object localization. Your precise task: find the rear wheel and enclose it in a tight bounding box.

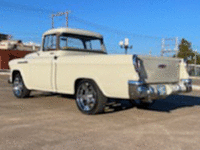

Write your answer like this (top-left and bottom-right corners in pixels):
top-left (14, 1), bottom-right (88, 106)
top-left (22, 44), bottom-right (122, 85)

top-left (130, 99), bottom-right (155, 107)
top-left (140, 100), bottom-right (155, 107)
top-left (13, 73), bottom-right (31, 98)
top-left (75, 80), bottom-right (107, 115)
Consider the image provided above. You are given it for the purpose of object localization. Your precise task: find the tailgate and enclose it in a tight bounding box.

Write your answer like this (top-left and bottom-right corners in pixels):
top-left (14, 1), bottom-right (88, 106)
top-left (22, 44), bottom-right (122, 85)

top-left (138, 56), bottom-right (180, 84)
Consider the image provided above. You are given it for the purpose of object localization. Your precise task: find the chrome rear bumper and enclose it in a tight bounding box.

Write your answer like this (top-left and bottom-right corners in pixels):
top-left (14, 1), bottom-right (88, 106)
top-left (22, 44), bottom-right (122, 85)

top-left (128, 79), bottom-right (192, 100)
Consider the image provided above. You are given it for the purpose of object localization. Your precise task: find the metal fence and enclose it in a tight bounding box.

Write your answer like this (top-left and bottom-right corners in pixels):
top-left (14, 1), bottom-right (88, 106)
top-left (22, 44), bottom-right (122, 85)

top-left (188, 64), bottom-right (200, 76)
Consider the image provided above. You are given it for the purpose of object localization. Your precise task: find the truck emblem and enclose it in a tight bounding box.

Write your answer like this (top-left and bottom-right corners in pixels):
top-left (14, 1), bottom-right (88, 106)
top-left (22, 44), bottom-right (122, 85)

top-left (158, 64), bottom-right (167, 69)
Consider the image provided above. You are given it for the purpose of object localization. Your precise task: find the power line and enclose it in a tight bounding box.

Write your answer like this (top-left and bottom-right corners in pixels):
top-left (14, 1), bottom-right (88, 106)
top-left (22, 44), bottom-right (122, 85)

top-left (0, 0), bottom-right (52, 13)
top-left (0, 1), bottom-right (164, 40)
top-left (70, 15), bottom-right (162, 39)
top-left (1, 1), bottom-right (184, 54)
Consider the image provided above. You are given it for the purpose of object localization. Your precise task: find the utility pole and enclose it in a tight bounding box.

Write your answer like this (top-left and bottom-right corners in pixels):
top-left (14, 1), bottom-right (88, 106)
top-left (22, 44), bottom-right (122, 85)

top-left (66, 12), bottom-right (69, 27)
top-left (51, 11), bottom-right (71, 28)
top-left (161, 37), bottom-right (178, 57)
top-left (193, 50), bottom-right (200, 76)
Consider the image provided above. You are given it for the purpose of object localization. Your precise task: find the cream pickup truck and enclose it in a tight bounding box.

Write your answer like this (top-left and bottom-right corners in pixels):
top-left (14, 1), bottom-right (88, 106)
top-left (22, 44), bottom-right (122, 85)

top-left (8, 28), bottom-right (192, 114)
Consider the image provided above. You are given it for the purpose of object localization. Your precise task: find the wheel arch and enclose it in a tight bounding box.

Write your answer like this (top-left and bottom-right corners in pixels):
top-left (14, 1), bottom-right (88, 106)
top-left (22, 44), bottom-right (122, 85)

top-left (11, 70), bottom-right (21, 83)
top-left (74, 78), bottom-right (107, 97)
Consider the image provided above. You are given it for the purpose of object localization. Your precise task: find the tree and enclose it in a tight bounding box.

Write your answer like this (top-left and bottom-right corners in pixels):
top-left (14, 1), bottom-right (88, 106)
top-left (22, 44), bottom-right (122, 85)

top-left (177, 38), bottom-right (200, 64)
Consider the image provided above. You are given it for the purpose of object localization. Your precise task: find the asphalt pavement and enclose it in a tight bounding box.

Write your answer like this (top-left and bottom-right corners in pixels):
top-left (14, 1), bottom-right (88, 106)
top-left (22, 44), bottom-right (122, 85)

top-left (0, 75), bottom-right (200, 150)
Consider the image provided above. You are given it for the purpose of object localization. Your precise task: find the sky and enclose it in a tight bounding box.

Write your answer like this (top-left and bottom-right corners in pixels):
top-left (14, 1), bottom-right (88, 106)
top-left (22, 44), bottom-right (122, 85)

top-left (0, 0), bottom-right (200, 56)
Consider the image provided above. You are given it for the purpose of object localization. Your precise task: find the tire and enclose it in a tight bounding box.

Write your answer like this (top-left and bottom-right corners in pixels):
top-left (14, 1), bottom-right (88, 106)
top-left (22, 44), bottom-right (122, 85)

top-left (140, 100), bottom-right (155, 107)
top-left (130, 100), bottom-right (155, 107)
top-left (13, 73), bottom-right (31, 98)
top-left (75, 80), bottom-right (107, 115)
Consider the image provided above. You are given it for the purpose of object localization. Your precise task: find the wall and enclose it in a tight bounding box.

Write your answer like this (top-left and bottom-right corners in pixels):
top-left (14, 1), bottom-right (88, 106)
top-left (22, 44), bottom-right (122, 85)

top-left (0, 49), bottom-right (33, 69)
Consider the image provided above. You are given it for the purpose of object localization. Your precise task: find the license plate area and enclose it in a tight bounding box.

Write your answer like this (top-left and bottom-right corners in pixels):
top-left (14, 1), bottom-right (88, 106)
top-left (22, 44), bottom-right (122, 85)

top-left (157, 84), bottom-right (166, 96)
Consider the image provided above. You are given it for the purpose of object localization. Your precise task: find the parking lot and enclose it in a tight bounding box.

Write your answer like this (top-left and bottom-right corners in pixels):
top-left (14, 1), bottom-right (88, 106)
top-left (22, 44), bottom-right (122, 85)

top-left (0, 75), bottom-right (200, 150)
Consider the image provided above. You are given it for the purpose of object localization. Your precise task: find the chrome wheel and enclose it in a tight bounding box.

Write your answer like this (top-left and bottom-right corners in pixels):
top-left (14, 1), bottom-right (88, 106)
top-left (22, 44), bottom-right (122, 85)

top-left (76, 82), bottom-right (97, 112)
top-left (12, 74), bottom-right (30, 98)
top-left (13, 76), bottom-right (23, 97)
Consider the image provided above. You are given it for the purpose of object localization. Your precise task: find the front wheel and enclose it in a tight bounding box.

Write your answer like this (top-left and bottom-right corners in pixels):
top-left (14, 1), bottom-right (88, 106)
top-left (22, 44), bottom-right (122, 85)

top-left (13, 74), bottom-right (31, 98)
top-left (75, 80), bottom-right (107, 115)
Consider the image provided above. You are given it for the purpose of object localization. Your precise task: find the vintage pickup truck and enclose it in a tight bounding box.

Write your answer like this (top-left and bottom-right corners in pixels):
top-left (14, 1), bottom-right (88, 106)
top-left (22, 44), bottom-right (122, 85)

top-left (8, 28), bottom-right (192, 114)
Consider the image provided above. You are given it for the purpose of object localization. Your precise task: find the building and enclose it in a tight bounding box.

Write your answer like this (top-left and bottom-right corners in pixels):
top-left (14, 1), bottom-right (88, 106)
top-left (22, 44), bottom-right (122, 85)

top-left (0, 40), bottom-right (40, 51)
top-left (0, 36), bottom-right (40, 70)
top-left (0, 49), bottom-right (33, 70)
top-left (0, 33), bottom-right (8, 42)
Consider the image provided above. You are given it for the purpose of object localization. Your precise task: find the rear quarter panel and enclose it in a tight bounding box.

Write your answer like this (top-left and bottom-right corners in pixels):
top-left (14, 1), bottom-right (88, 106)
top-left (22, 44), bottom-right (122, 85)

top-left (56, 55), bottom-right (139, 99)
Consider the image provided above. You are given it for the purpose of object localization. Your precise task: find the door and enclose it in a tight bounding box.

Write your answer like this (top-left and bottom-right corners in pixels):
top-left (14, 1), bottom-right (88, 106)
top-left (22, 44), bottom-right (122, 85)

top-left (28, 34), bottom-right (57, 91)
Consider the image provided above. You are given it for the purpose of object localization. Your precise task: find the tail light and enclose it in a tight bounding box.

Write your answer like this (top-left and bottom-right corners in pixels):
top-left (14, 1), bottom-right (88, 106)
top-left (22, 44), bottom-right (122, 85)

top-left (132, 55), bottom-right (141, 73)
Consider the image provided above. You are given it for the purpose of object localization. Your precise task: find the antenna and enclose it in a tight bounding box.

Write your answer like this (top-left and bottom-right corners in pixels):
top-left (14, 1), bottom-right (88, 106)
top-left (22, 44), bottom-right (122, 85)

top-left (51, 11), bottom-right (71, 28)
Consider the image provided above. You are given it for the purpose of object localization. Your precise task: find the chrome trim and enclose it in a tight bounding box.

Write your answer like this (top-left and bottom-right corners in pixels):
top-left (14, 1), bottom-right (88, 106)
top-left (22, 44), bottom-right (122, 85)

top-left (157, 84), bottom-right (166, 96)
top-left (128, 80), bottom-right (144, 86)
top-left (128, 80), bottom-right (168, 100)
top-left (132, 54), bottom-right (140, 72)
top-left (76, 81), bottom-right (97, 112)
top-left (132, 54), bottom-right (137, 66)
top-left (181, 79), bottom-right (192, 84)
top-left (181, 79), bottom-right (192, 92)
top-left (148, 87), bottom-right (154, 94)
top-left (128, 80), bottom-right (158, 100)
top-left (128, 79), bottom-right (192, 101)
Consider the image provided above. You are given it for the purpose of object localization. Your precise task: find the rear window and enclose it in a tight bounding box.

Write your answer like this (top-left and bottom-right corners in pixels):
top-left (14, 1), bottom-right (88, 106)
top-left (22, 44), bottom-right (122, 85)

top-left (59, 34), bottom-right (103, 51)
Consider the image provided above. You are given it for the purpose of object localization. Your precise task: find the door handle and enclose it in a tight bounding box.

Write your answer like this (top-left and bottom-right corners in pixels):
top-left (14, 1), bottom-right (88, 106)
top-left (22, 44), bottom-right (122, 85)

top-left (54, 56), bottom-right (58, 60)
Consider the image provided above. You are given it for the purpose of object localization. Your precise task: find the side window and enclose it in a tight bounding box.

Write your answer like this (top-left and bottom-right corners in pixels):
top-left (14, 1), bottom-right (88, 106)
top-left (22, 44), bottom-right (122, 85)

top-left (43, 35), bottom-right (57, 51)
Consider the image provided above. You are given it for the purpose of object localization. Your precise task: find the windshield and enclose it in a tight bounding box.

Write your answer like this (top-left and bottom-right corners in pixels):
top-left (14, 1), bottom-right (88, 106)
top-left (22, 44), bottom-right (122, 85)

top-left (59, 34), bottom-right (106, 52)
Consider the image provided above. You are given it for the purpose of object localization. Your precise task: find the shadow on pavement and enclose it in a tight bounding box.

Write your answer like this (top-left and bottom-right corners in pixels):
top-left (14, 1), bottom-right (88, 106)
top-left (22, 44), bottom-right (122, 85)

top-left (27, 92), bottom-right (200, 114)
top-left (28, 92), bottom-right (60, 98)
top-left (108, 94), bottom-right (200, 113)
top-left (143, 95), bottom-right (200, 112)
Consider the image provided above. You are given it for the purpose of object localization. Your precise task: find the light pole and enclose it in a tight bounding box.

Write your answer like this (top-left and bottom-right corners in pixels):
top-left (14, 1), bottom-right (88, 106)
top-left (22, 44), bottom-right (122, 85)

top-left (193, 50), bottom-right (200, 76)
top-left (119, 38), bottom-right (132, 54)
